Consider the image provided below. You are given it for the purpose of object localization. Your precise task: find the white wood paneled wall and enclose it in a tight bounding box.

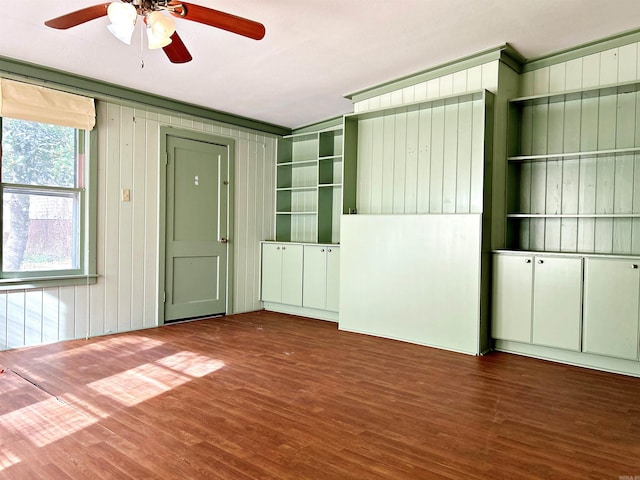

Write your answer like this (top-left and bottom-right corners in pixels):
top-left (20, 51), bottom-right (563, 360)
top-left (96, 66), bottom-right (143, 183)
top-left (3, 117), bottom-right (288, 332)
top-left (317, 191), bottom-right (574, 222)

top-left (0, 99), bottom-right (276, 351)
top-left (352, 62), bottom-right (498, 214)
top-left (354, 61), bottom-right (498, 113)
top-left (519, 44), bottom-right (640, 97)
top-left (516, 42), bottom-right (640, 254)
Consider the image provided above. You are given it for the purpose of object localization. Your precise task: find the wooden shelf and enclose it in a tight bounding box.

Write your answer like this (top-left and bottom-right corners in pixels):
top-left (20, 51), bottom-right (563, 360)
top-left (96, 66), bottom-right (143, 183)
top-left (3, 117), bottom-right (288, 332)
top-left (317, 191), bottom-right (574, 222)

top-left (508, 147), bottom-right (640, 162)
top-left (276, 211), bottom-right (318, 215)
top-left (277, 159), bottom-right (318, 167)
top-left (509, 80), bottom-right (640, 106)
top-left (508, 213), bottom-right (640, 219)
top-left (276, 186), bottom-right (317, 192)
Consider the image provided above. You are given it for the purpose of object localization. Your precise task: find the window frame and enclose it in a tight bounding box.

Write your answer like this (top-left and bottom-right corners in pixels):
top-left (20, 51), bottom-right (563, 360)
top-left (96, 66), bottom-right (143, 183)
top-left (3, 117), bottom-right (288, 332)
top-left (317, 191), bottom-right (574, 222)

top-left (0, 119), bottom-right (97, 289)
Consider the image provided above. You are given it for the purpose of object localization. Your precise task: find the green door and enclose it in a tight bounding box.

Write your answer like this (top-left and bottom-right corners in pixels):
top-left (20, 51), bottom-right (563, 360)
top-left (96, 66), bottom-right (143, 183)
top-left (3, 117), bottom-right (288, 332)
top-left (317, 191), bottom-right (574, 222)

top-left (165, 135), bottom-right (228, 322)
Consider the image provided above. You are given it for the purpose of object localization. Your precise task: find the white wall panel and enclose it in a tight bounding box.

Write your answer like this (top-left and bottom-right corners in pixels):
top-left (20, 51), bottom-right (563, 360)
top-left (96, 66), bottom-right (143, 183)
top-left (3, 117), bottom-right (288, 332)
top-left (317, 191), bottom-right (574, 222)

top-left (0, 99), bottom-right (276, 351)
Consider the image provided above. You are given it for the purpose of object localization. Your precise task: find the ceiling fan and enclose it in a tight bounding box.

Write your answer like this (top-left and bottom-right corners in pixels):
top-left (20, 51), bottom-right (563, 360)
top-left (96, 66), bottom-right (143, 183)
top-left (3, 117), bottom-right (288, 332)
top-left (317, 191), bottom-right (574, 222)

top-left (44, 1), bottom-right (266, 64)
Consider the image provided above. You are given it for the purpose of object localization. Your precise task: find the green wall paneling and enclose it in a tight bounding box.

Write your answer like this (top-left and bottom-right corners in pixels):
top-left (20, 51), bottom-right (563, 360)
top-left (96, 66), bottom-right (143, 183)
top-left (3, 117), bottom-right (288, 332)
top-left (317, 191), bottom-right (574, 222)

top-left (344, 90), bottom-right (493, 215)
top-left (506, 80), bottom-right (640, 255)
top-left (342, 116), bottom-right (358, 215)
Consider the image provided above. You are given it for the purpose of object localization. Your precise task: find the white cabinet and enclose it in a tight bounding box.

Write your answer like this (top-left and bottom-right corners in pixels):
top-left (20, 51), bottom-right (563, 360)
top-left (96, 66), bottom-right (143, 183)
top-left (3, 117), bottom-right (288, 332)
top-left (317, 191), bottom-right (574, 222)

top-left (260, 243), bottom-right (303, 306)
top-left (492, 253), bottom-right (582, 351)
top-left (303, 245), bottom-right (340, 311)
top-left (583, 258), bottom-right (640, 360)
top-left (531, 256), bottom-right (582, 351)
top-left (492, 254), bottom-right (533, 343)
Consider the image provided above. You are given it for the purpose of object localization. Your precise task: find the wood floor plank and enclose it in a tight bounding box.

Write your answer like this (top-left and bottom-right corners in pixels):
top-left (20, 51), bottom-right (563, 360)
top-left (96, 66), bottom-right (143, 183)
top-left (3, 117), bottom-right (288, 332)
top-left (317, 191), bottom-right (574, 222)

top-left (0, 310), bottom-right (639, 479)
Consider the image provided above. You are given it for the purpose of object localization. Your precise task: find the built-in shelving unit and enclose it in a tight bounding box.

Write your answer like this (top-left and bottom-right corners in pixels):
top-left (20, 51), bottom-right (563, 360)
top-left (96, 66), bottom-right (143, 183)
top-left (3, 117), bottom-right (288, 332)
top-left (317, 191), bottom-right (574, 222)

top-left (494, 79), bottom-right (640, 376)
top-left (275, 127), bottom-right (344, 244)
top-left (505, 80), bottom-right (640, 255)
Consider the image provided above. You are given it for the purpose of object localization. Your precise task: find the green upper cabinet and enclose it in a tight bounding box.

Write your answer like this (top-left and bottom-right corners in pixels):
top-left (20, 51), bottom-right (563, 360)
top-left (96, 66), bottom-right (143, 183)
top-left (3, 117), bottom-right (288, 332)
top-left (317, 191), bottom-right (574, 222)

top-left (505, 81), bottom-right (640, 255)
top-left (275, 127), bottom-right (347, 244)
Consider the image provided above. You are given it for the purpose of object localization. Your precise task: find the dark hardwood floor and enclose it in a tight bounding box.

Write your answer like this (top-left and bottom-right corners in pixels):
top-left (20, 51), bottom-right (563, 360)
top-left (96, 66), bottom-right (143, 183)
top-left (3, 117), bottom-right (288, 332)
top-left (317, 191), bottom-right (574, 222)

top-left (0, 310), bottom-right (639, 479)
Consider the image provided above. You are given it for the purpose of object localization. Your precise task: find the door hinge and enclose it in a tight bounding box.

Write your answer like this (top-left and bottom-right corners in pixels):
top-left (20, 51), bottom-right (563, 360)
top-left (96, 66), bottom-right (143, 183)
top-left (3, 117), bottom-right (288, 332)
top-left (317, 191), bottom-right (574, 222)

top-left (163, 291), bottom-right (166, 303)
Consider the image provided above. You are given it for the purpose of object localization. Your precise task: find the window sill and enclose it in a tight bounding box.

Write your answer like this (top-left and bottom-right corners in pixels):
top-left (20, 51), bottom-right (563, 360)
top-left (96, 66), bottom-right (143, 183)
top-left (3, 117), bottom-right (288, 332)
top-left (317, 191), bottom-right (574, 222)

top-left (0, 274), bottom-right (99, 291)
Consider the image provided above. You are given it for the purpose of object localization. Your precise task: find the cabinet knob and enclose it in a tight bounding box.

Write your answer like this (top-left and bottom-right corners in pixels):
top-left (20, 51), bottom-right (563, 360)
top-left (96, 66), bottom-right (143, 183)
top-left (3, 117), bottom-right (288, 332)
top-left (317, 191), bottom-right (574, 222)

top-left (328, 249), bottom-right (332, 253)
top-left (632, 264), bottom-right (638, 269)
top-left (321, 249), bottom-right (325, 252)
top-left (537, 259), bottom-right (543, 264)
top-left (525, 259), bottom-right (532, 263)
top-left (282, 246), bottom-right (286, 250)
top-left (276, 246), bottom-right (280, 250)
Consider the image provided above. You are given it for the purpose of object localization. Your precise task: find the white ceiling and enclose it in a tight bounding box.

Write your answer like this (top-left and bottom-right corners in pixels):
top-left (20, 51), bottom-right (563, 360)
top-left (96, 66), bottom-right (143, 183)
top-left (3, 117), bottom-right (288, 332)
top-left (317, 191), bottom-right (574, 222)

top-left (1, 1), bottom-right (640, 129)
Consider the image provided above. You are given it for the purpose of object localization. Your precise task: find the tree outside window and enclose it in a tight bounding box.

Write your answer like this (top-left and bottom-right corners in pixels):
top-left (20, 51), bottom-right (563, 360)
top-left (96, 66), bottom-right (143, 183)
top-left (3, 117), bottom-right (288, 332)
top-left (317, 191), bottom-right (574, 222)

top-left (1, 118), bottom-right (85, 275)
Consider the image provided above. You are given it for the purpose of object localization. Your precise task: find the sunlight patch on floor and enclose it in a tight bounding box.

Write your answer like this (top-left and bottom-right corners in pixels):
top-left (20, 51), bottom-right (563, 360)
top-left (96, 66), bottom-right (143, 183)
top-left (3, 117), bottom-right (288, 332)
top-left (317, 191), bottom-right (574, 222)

top-left (0, 397), bottom-right (97, 448)
top-left (0, 449), bottom-right (21, 473)
top-left (39, 336), bottom-right (166, 364)
top-left (87, 351), bottom-right (224, 407)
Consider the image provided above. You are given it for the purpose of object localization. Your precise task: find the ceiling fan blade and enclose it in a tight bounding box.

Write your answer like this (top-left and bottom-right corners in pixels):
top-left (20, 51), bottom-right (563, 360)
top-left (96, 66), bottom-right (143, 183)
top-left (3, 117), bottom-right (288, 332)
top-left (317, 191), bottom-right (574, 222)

top-left (44, 3), bottom-right (111, 29)
top-left (163, 32), bottom-right (193, 63)
top-left (169, 2), bottom-right (265, 40)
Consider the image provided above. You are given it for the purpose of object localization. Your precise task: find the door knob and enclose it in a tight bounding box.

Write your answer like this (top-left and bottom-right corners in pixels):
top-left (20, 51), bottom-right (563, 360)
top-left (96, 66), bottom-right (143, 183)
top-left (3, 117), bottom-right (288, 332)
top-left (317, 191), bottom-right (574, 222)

top-left (220, 237), bottom-right (229, 244)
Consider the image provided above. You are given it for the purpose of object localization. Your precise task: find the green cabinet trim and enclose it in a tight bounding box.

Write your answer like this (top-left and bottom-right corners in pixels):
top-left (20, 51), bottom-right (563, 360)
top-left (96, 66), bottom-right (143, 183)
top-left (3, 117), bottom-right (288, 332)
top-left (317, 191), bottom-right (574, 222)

top-left (345, 44), bottom-right (522, 103)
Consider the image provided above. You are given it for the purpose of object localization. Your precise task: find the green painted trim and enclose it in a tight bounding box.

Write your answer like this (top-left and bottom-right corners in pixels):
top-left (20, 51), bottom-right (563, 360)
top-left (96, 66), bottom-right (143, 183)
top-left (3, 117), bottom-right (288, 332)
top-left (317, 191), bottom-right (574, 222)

top-left (345, 44), bottom-right (515, 103)
top-left (494, 340), bottom-right (640, 377)
top-left (0, 275), bottom-right (98, 291)
top-left (499, 44), bottom-right (525, 74)
top-left (87, 128), bottom-right (98, 277)
top-left (523, 27), bottom-right (640, 73)
top-left (263, 303), bottom-right (339, 322)
top-left (0, 55), bottom-right (290, 136)
top-left (292, 116), bottom-right (344, 135)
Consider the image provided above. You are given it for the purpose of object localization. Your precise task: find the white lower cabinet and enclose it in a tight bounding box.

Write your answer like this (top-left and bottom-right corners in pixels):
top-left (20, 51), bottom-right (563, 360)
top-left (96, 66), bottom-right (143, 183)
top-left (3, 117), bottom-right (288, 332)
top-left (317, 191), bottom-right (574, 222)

top-left (261, 243), bottom-right (303, 306)
top-left (492, 253), bottom-right (582, 351)
top-left (583, 257), bottom-right (640, 360)
top-left (303, 245), bottom-right (340, 311)
top-left (531, 256), bottom-right (582, 351)
top-left (261, 241), bottom-right (340, 319)
top-left (492, 254), bottom-right (533, 343)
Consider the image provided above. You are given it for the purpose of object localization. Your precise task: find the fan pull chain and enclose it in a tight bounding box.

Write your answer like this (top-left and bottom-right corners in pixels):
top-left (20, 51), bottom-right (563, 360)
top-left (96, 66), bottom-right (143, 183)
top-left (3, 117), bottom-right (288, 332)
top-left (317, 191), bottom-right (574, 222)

top-left (140, 22), bottom-right (145, 69)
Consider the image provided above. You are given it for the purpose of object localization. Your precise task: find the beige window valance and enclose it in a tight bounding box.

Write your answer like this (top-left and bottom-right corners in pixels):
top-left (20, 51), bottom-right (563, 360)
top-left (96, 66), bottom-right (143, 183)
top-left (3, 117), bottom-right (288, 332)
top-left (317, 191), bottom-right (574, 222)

top-left (0, 78), bottom-right (95, 131)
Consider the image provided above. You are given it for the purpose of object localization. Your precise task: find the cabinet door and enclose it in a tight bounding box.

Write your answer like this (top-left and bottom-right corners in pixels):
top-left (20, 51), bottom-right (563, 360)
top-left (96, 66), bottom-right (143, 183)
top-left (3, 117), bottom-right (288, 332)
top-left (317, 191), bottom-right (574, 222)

top-left (303, 245), bottom-right (327, 310)
top-left (325, 247), bottom-right (340, 312)
top-left (261, 243), bottom-right (283, 303)
top-left (492, 254), bottom-right (533, 343)
top-left (281, 244), bottom-right (303, 306)
top-left (583, 258), bottom-right (640, 360)
top-left (532, 256), bottom-right (582, 351)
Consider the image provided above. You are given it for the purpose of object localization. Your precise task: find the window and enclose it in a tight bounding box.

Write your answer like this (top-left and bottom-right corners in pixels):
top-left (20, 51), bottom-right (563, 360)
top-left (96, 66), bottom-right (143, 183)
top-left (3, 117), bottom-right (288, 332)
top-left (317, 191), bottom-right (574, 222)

top-left (0, 117), bottom-right (90, 279)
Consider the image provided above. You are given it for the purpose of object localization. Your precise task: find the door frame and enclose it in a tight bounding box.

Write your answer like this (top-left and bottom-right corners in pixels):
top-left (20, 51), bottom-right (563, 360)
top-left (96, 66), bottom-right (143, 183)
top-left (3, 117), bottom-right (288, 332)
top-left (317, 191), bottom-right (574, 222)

top-left (158, 126), bottom-right (235, 325)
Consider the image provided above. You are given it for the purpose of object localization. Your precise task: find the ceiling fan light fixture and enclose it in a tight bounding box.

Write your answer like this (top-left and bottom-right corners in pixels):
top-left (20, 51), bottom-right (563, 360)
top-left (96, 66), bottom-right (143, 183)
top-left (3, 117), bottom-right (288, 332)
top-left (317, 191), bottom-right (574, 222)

top-left (148, 11), bottom-right (176, 39)
top-left (107, 22), bottom-right (136, 45)
top-left (146, 27), bottom-right (173, 49)
top-left (107, 2), bottom-right (137, 25)
top-left (106, 2), bottom-right (137, 44)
